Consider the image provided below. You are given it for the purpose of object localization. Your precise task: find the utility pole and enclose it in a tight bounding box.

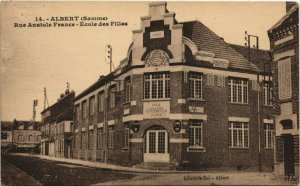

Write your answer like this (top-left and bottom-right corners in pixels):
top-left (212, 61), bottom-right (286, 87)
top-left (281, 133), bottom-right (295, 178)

top-left (44, 88), bottom-right (49, 110)
top-left (104, 44), bottom-right (112, 163)
top-left (245, 31), bottom-right (261, 172)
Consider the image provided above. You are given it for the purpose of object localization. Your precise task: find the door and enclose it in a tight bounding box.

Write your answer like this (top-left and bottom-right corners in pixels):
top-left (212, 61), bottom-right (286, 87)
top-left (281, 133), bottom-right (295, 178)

top-left (283, 134), bottom-right (294, 176)
top-left (144, 126), bottom-right (169, 162)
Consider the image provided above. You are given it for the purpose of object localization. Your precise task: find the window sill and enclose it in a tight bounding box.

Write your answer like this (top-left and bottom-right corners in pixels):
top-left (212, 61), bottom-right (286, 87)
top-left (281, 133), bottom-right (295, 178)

top-left (263, 105), bottom-right (273, 108)
top-left (123, 101), bottom-right (131, 105)
top-left (142, 98), bottom-right (171, 102)
top-left (229, 147), bottom-right (250, 150)
top-left (187, 98), bottom-right (205, 102)
top-left (229, 102), bottom-right (249, 106)
top-left (187, 146), bottom-right (206, 152)
top-left (122, 147), bottom-right (130, 151)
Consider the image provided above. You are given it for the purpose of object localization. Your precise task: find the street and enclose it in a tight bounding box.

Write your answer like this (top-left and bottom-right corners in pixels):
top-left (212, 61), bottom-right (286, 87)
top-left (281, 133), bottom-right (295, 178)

top-left (1, 154), bottom-right (135, 185)
top-left (2, 154), bottom-right (298, 185)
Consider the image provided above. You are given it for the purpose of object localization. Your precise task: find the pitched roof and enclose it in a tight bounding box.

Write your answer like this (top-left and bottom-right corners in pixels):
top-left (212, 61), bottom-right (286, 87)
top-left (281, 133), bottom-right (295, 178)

top-left (182, 21), bottom-right (258, 72)
top-left (1, 121), bottom-right (13, 131)
top-left (229, 44), bottom-right (272, 73)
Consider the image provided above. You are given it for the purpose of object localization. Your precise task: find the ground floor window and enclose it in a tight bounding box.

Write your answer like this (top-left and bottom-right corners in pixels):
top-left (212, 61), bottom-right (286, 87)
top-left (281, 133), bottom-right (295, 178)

top-left (81, 131), bottom-right (86, 149)
top-left (97, 128), bottom-right (105, 149)
top-left (264, 123), bottom-right (274, 148)
top-left (189, 120), bottom-right (203, 147)
top-left (75, 134), bottom-right (80, 148)
top-left (229, 122), bottom-right (249, 148)
top-left (123, 125), bottom-right (130, 148)
top-left (88, 130), bottom-right (93, 149)
top-left (108, 126), bottom-right (114, 149)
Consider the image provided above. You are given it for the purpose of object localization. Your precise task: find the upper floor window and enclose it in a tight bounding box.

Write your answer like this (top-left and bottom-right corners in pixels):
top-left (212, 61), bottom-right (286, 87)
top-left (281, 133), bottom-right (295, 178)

top-left (278, 58), bottom-right (292, 99)
top-left (75, 105), bottom-right (80, 121)
top-left (89, 96), bottom-right (95, 116)
top-left (264, 123), bottom-right (274, 149)
top-left (189, 120), bottom-right (203, 147)
top-left (229, 122), bottom-right (249, 148)
top-left (18, 134), bottom-right (23, 141)
top-left (109, 85), bottom-right (116, 108)
top-left (144, 72), bottom-right (170, 100)
top-left (124, 77), bottom-right (131, 103)
top-left (82, 101), bottom-right (87, 119)
top-left (228, 78), bottom-right (248, 104)
top-left (98, 91), bottom-right (105, 112)
top-left (263, 82), bottom-right (273, 106)
top-left (18, 125), bottom-right (24, 130)
top-left (189, 72), bottom-right (203, 99)
top-left (29, 135), bottom-right (33, 141)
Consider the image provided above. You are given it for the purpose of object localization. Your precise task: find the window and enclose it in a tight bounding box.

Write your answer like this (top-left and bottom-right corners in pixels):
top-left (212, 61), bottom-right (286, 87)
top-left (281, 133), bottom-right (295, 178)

top-left (278, 58), bottom-right (292, 99)
top-left (228, 78), bottom-right (248, 104)
top-left (29, 135), bottom-right (33, 142)
top-left (18, 134), bottom-right (23, 141)
top-left (98, 91), bottom-right (105, 112)
top-left (123, 124), bottom-right (130, 148)
top-left (189, 72), bottom-right (203, 99)
top-left (81, 131), bottom-right (86, 149)
top-left (108, 126), bottom-right (114, 148)
top-left (89, 96), bottom-right (95, 116)
top-left (75, 105), bottom-right (80, 120)
top-left (264, 123), bottom-right (274, 148)
top-left (76, 133), bottom-right (80, 148)
top-left (144, 72), bottom-right (170, 99)
top-left (37, 135), bottom-right (41, 142)
top-left (88, 130), bottom-right (93, 149)
top-left (229, 122), bottom-right (249, 148)
top-left (109, 86), bottom-right (116, 108)
top-left (189, 120), bottom-right (203, 147)
top-left (82, 101), bottom-right (87, 119)
top-left (97, 128), bottom-right (105, 149)
top-left (263, 82), bottom-right (273, 106)
top-left (124, 77), bottom-right (131, 103)
top-left (1, 132), bottom-right (8, 140)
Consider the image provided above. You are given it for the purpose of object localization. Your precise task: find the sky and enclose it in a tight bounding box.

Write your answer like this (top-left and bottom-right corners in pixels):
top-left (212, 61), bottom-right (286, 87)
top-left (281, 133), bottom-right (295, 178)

top-left (1, 1), bottom-right (286, 121)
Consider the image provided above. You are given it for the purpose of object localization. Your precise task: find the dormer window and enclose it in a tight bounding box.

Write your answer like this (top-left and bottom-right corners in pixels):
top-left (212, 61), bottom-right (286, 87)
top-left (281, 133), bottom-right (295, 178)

top-left (18, 125), bottom-right (24, 130)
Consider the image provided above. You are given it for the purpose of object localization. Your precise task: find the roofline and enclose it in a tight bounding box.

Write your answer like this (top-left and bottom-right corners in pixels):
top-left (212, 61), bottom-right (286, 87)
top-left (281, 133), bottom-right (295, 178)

top-left (268, 3), bottom-right (298, 33)
top-left (41, 91), bottom-right (75, 114)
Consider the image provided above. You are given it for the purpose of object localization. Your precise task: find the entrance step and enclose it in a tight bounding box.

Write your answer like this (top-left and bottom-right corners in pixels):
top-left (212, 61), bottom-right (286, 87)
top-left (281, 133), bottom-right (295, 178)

top-left (133, 162), bottom-right (172, 171)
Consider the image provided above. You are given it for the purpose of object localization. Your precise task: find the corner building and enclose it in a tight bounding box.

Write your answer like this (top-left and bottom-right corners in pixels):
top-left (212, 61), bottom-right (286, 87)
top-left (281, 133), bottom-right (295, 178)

top-left (74, 2), bottom-right (274, 170)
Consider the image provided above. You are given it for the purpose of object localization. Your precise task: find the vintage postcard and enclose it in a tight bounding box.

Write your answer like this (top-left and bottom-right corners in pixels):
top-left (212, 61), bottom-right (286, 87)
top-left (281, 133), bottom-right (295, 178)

top-left (0, 1), bottom-right (299, 185)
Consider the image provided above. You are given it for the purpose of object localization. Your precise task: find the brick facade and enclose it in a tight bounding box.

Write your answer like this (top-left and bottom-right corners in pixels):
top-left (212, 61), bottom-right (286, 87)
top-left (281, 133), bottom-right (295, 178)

top-left (73, 2), bottom-right (274, 171)
top-left (268, 3), bottom-right (299, 176)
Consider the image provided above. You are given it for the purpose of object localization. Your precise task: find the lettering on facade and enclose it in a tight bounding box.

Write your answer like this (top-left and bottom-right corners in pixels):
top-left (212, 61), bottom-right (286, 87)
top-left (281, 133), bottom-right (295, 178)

top-left (150, 31), bottom-right (164, 39)
top-left (143, 101), bottom-right (170, 119)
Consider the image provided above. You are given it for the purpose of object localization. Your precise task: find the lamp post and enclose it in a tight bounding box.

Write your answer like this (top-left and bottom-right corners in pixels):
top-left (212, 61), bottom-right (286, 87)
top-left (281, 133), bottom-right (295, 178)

top-left (245, 31), bottom-right (261, 172)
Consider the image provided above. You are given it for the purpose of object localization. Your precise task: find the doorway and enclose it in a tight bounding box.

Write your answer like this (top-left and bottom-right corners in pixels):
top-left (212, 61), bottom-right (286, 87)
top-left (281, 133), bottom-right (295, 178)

top-left (283, 134), bottom-right (294, 176)
top-left (144, 126), bottom-right (169, 162)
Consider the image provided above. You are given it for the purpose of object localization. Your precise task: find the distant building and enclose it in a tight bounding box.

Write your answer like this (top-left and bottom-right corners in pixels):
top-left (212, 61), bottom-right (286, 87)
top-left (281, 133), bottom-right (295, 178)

top-left (1, 121), bottom-right (13, 152)
top-left (1, 120), bottom-right (42, 153)
top-left (73, 2), bottom-right (274, 170)
top-left (268, 2), bottom-right (299, 177)
top-left (40, 89), bottom-right (75, 158)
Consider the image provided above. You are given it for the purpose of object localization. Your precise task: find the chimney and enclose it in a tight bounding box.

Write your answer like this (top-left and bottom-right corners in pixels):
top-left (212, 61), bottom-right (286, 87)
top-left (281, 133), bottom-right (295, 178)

top-left (286, 2), bottom-right (296, 13)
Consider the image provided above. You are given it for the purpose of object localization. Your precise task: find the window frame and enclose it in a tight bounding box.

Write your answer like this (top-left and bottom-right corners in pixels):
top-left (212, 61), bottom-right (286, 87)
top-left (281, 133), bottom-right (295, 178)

top-left (189, 120), bottom-right (203, 147)
top-left (123, 123), bottom-right (130, 148)
top-left (97, 127), bottom-right (105, 149)
top-left (228, 77), bottom-right (248, 104)
top-left (82, 101), bottom-right (87, 119)
top-left (228, 122), bottom-right (249, 148)
top-left (264, 123), bottom-right (274, 149)
top-left (97, 91), bottom-right (105, 113)
top-left (88, 129), bottom-right (93, 149)
top-left (263, 82), bottom-right (273, 106)
top-left (124, 76), bottom-right (131, 103)
top-left (108, 126), bottom-right (114, 149)
top-left (109, 85), bottom-right (116, 109)
top-left (189, 72), bottom-right (203, 99)
top-left (89, 96), bottom-right (95, 116)
top-left (144, 72), bottom-right (170, 100)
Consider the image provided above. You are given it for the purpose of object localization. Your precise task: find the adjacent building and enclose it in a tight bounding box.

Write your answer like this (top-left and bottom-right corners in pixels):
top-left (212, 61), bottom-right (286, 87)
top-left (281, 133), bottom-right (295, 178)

top-left (268, 2), bottom-right (299, 177)
top-left (73, 2), bottom-right (275, 170)
top-left (40, 89), bottom-right (75, 158)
